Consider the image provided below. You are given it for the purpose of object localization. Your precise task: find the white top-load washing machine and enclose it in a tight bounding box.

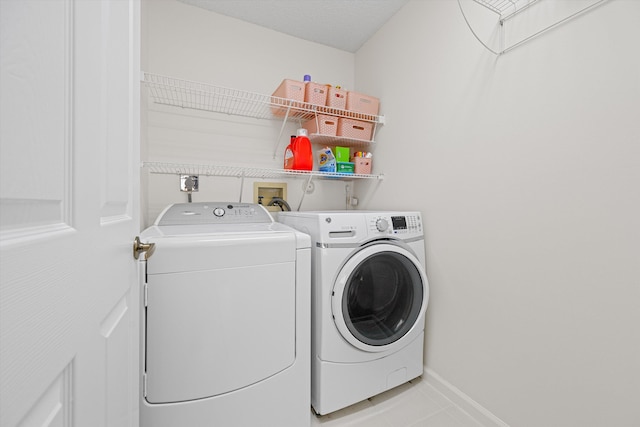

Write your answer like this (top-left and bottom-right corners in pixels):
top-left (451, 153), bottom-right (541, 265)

top-left (278, 211), bottom-right (429, 415)
top-left (138, 202), bottom-right (310, 427)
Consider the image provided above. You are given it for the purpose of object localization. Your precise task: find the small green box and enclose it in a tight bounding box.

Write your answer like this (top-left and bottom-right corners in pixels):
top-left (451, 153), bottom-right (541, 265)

top-left (335, 146), bottom-right (350, 162)
top-left (336, 161), bottom-right (355, 174)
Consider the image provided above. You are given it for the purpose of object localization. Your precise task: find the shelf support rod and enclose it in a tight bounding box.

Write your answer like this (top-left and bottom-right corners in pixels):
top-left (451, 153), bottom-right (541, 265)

top-left (273, 105), bottom-right (292, 159)
top-left (296, 174), bottom-right (314, 212)
top-left (238, 171), bottom-right (246, 202)
top-left (499, 19), bottom-right (505, 53)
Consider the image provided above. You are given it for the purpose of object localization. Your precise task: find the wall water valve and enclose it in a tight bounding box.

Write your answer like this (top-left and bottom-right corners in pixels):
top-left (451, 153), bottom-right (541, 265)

top-left (180, 175), bottom-right (199, 203)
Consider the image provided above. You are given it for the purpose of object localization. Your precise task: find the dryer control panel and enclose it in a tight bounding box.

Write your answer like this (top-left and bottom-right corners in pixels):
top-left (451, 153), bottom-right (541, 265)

top-left (156, 202), bottom-right (273, 226)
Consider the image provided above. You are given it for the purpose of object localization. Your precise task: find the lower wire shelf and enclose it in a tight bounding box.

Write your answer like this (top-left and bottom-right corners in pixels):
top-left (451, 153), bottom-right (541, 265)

top-left (143, 162), bottom-right (383, 181)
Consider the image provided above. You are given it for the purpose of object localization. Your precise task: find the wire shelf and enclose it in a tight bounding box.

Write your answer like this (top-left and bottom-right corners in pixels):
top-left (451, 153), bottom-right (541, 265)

top-left (463, 0), bottom-right (608, 54)
top-left (143, 162), bottom-right (383, 181)
top-left (142, 72), bottom-right (384, 125)
top-left (472, 0), bottom-right (538, 17)
top-left (473, 0), bottom-right (516, 15)
top-left (142, 73), bottom-right (385, 183)
top-left (308, 134), bottom-right (376, 149)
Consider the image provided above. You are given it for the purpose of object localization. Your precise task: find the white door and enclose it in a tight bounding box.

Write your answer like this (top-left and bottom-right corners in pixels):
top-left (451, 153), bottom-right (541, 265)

top-left (0, 1), bottom-right (140, 426)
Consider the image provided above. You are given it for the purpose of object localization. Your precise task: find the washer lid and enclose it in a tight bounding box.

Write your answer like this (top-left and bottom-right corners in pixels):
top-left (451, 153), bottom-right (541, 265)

top-left (156, 202), bottom-right (273, 226)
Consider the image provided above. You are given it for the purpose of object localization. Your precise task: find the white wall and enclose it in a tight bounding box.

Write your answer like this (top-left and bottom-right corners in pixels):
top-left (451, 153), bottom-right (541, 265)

top-left (356, 1), bottom-right (640, 426)
top-left (141, 0), bottom-right (357, 226)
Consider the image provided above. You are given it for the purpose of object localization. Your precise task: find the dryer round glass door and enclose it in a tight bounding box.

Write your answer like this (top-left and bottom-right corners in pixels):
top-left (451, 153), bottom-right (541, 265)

top-left (331, 243), bottom-right (429, 353)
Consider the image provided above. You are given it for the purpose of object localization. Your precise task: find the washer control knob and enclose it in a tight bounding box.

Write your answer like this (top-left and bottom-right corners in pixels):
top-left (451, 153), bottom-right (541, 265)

top-left (376, 218), bottom-right (389, 232)
top-left (213, 207), bottom-right (225, 217)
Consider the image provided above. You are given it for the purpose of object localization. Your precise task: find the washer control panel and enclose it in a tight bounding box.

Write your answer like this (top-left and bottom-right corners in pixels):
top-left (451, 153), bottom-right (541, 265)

top-left (156, 202), bottom-right (273, 225)
top-left (366, 213), bottom-right (422, 236)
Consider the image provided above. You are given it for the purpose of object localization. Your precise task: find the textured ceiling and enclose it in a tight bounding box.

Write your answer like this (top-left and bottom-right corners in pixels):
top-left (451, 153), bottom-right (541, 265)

top-left (176, 0), bottom-right (410, 53)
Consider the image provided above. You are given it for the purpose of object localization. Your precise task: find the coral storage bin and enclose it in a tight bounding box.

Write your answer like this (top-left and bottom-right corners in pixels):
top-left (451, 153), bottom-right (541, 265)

top-left (271, 79), bottom-right (304, 115)
top-left (304, 82), bottom-right (328, 106)
top-left (326, 86), bottom-right (347, 109)
top-left (302, 114), bottom-right (338, 136)
top-left (336, 118), bottom-right (374, 141)
top-left (272, 79), bottom-right (305, 102)
top-left (353, 157), bottom-right (372, 175)
top-left (346, 91), bottom-right (380, 115)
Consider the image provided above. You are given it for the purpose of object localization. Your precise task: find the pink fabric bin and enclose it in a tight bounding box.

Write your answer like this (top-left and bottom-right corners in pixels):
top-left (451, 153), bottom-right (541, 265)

top-left (345, 91), bottom-right (380, 115)
top-left (304, 82), bottom-right (328, 106)
top-left (336, 118), bottom-right (374, 141)
top-left (326, 87), bottom-right (347, 109)
top-left (353, 157), bottom-right (372, 175)
top-left (271, 79), bottom-right (305, 115)
top-left (302, 114), bottom-right (338, 136)
top-left (272, 79), bottom-right (305, 101)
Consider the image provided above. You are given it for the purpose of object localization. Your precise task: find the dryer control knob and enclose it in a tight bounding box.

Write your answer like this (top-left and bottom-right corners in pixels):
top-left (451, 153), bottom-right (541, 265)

top-left (376, 218), bottom-right (389, 232)
top-left (213, 207), bottom-right (225, 217)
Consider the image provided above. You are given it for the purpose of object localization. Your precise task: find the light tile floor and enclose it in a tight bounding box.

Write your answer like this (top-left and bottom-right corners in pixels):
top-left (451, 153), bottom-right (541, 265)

top-left (310, 377), bottom-right (484, 427)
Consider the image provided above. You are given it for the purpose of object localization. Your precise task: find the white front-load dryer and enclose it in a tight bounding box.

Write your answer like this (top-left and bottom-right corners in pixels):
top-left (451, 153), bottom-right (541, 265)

top-left (277, 211), bottom-right (429, 415)
top-left (138, 202), bottom-right (310, 427)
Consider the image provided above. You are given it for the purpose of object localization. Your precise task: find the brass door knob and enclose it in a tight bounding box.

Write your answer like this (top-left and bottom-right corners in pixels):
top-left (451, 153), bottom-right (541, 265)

top-left (133, 236), bottom-right (155, 260)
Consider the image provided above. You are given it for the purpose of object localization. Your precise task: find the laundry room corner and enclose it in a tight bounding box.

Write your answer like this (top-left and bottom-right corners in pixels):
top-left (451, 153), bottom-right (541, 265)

top-left (354, 1), bottom-right (640, 426)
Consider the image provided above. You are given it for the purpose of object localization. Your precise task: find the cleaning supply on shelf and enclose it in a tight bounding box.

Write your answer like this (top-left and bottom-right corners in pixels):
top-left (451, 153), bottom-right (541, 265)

top-left (336, 162), bottom-right (355, 174)
top-left (284, 128), bottom-right (313, 171)
top-left (335, 146), bottom-right (350, 162)
top-left (335, 146), bottom-right (354, 174)
top-left (317, 146), bottom-right (336, 173)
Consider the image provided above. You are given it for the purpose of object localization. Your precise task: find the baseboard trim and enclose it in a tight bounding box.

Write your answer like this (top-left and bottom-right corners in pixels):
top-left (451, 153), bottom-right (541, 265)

top-left (423, 367), bottom-right (510, 427)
